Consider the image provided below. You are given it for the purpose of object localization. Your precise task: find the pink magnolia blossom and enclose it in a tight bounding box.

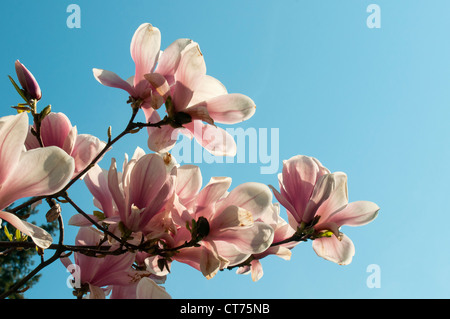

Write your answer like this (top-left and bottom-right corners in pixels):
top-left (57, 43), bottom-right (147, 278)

top-left (236, 203), bottom-right (297, 282)
top-left (93, 22), bottom-right (256, 156)
top-left (145, 40), bottom-right (256, 156)
top-left (0, 113), bottom-right (75, 208)
top-left (0, 113), bottom-right (74, 247)
top-left (61, 227), bottom-right (138, 299)
top-left (270, 155), bottom-right (380, 265)
top-left (171, 169), bottom-right (275, 279)
top-left (25, 112), bottom-right (106, 179)
top-left (72, 147), bottom-right (176, 239)
top-left (93, 23), bottom-right (193, 120)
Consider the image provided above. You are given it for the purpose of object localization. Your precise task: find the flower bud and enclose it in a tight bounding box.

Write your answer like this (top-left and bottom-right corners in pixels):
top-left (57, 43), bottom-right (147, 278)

top-left (46, 203), bottom-right (61, 222)
top-left (14, 60), bottom-right (42, 100)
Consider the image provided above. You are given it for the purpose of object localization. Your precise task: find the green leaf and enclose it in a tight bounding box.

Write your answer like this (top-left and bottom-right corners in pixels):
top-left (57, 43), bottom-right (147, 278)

top-left (8, 75), bottom-right (28, 103)
top-left (93, 210), bottom-right (105, 221)
top-left (4, 226), bottom-right (13, 241)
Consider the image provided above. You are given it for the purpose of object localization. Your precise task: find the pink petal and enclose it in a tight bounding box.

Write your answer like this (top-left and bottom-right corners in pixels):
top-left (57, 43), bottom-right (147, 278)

top-left (62, 126), bottom-right (77, 156)
top-left (250, 259), bottom-right (264, 282)
top-left (75, 227), bottom-right (136, 286)
top-left (268, 184), bottom-right (300, 225)
top-left (144, 73), bottom-right (170, 103)
top-left (0, 210), bottom-right (52, 249)
top-left (146, 111), bottom-right (179, 154)
top-left (39, 112), bottom-right (73, 149)
top-left (185, 121), bottom-right (237, 156)
top-left (218, 182), bottom-right (273, 221)
top-left (107, 158), bottom-right (126, 217)
top-left (92, 68), bottom-right (135, 96)
top-left (84, 164), bottom-right (115, 218)
top-left (0, 146), bottom-right (75, 210)
top-left (200, 242), bottom-right (229, 279)
top-left (128, 154), bottom-right (169, 210)
top-left (189, 75), bottom-right (228, 106)
top-left (71, 134), bottom-right (106, 177)
top-left (68, 213), bottom-right (100, 227)
top-left (279, 155), bottom-right (330, 223)
top-left (172, 81), bottom-right (194, 112)
top-left (176, 165), bottom-right (203, 203)
top-left (130, 23), bottom-right (161, 89)
top-left (174, 41), bottom-right (206, 92)
top-left (182, 105), bottom-right (215, 126)
top-left (211, 205), bottom-right (254, 229)
top-left (196, 93), bottom-right (256, 124)
top-left (25, 125), bottom-right (41, 150)
top-left (0, 113), bottom-right (28, 185)
top-left (327, 201), bottom-right (380, 227)
top-left (309, 172), bottom-right (348, 224)
top-left (155, 38), bottom-right (193, 84)
top-left (171, 42), bottom-right (206, 110)
top-left (312, 233), bottom-right (355, 265)
top-left (212, 221), bottom-right (274, 256)
top-left (195, 177), bottom-right (232, 219)
top-left (136, 277), bottom-right (171, 299)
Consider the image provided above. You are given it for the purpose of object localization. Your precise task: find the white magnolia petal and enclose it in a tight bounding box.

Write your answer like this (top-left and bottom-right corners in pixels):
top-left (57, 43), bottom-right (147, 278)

top-left (199, 93), bottom-right (256, 124)
top-left (130, 23), bottom-right (161, 86)
top-left (0, 113), bottom-right (28, 185)
top-left (176, 165), bottom-right (202, 202)
top-left (92, 68), bottom-right (135, 96)
top-left (219, 182), bottom-right (273, 221)
top-left (0, 146), bottom-right (75, 210)
top-left (155, 38), bottom-right (193, 80)
top-left (312, 233), bottom-right (355, 265)
top-left (136, 277), bottom-right (171, 299)
top-left (0, 211), bottom-right (53, 249)
top-left (328, 201), bottom-right (380, 227)
top-left (189, 75), bottom-right (228, 106)
top-left (174, 41), bottom-right (206, 92)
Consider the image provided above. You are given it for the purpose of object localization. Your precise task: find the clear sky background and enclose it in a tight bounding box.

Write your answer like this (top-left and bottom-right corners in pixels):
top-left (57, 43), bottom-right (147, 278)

top-left (1, 0), bottom-right (449, 299)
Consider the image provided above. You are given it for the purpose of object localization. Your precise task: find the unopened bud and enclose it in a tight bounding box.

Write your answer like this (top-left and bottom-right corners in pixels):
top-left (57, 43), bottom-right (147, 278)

top-left (39, 105), bottom-right (52, 121)
top-left (46, 203), bottom-right (61, 222)
top-left (14, 60), bottom-right (42, 101)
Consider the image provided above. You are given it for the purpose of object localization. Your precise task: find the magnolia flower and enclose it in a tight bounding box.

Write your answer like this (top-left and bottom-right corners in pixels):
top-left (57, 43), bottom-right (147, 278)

top-left (61, 227), bottom-right (137, 299)
top-left (0, 113), bottom-right (75, 208)
top-left (14, 60), bottom-right (41, 100)
top-left (25, 112), bottom-right (106, 178)
top-left (145, 41), bottom-right (256, 156)
top-left (93, 22), bottom-right (256, 156)
top-left (236, 203), bottom-right (297, 282)
top-left (72, 147), bottom-right (175, 239)
top-left (270, 155), bottom-right (380, 265)
top-left (171, 171), bottom-right (275, 279)
top-left (93, 23), bottom-right (192, 120)
top-left (0, 113), bottom-right (74, 247)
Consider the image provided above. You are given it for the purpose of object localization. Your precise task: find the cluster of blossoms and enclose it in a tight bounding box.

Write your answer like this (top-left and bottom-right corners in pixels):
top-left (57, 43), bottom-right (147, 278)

top-left (0, 23), bottom-right (379, 299)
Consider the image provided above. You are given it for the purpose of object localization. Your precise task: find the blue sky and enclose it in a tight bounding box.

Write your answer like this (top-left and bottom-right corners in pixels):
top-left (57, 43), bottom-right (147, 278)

top-left (1, 0), bottom-right (449, 299)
